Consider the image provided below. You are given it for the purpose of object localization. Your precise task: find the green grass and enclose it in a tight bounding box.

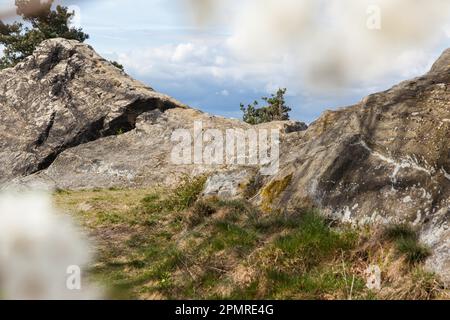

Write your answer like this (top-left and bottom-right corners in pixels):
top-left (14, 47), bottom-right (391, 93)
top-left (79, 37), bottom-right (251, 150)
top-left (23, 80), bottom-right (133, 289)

top-left (141, 176), bottom-right (207, 214)
top-left (210, 221), bottom-right (259, 252)
top-left (396, 238), bottom-right (431, 264)
top-left (55, 187), bottom-right (446, 300)
top-left (91, 199), bottom-right (355, 299)
top-left (382, 223), bottom-right (431, 264)
top-left (264, 268), bottom-right (365, 300)
top-left (383, 224), bottom-right (417, 241)
top-left (244, 212), bottom-right (360, 299)
top-left (189, 200), bottom-right (216, 226)
top-left (274, 212), bottom-right (357, 265)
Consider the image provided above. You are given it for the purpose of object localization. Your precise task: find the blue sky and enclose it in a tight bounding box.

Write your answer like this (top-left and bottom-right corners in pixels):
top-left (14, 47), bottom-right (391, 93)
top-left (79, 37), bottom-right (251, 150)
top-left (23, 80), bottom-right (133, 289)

top-left (1, 0), bottom-right (450, 122)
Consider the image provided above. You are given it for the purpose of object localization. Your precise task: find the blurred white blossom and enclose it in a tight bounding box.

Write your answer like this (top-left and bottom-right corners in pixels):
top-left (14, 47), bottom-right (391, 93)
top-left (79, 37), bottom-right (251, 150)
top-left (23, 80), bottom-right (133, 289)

top-left (0, 192), bottom-right (101, 300)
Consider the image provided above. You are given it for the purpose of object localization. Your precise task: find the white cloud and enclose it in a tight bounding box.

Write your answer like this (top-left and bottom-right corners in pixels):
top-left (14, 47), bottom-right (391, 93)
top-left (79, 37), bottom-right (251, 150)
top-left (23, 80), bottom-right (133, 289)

top-left (117, 40), bottom-right (283, 86)
top-left (214, 55), bottom-right (226, 66)
top-left (171, 42), bottom-right (209, 63)
top-left (186, 0), bottom-right (450, 90)
top-left (172, 42), bottom-right (195, 63)
top-left (119, 0), bottom-right (450, 99)
top-left (103, 0), bottom-right (450, 121)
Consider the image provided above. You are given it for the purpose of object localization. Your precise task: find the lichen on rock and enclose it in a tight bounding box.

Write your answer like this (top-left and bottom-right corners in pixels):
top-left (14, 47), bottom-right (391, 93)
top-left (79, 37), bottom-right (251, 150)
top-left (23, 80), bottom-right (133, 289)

top-left (260, 174), bottom-right (293, 212)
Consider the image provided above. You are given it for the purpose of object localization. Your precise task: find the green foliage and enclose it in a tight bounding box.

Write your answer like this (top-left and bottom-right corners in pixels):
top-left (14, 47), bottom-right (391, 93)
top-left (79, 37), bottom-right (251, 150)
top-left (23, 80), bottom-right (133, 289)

top-left (210, 221), bottom-right (259, 252)
top-left (242, 175), bottom-right (264, 200)
top-left (0, 0), bottom-right (89, 69)
top-left (57, 188), bottom-right (446, 300)
top-left (193, 200), bottom-right (216, 217)
top-left (240, 88), bottom-right (292, 125)
top-left (223, 210), bottom-right (361, 300)
top-left (265, 268), bottom-right (365, 300)
top-left (110, 60), bottom-right (124, 71)
top-left (382, 223), bottom-right (417, 241)
top-left (215, 199), bottom-right (256, 215)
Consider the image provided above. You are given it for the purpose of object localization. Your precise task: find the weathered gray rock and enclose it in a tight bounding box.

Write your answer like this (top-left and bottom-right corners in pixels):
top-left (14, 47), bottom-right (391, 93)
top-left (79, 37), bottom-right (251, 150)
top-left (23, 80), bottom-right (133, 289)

top-left (0, 39), bottom-right (306, 190)
top-left (256, 48), bottom-right (450, 283)
top-left (203, 170), bottom-right (255, 199)
top-left (0, 38), bottom-right (185, 185)
top-left (27, 108), bottom-right (256, 190)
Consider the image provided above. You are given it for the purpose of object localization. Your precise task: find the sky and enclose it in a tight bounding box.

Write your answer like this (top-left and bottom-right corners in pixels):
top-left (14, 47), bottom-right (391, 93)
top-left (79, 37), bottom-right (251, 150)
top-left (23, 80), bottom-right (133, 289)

top-left (1, 0), bottom-right (450, 123)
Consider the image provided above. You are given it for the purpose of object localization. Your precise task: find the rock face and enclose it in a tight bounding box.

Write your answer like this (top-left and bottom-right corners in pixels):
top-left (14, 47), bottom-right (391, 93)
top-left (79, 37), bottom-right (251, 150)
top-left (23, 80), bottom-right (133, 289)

top-left (0, 38), bottom-right (448, 283)
top-left (257, 48), bottom-right (450, 282)
top-left (0, 38), bottom-right (185, 185)
top-left (0, 39), bottom-right (307, 189)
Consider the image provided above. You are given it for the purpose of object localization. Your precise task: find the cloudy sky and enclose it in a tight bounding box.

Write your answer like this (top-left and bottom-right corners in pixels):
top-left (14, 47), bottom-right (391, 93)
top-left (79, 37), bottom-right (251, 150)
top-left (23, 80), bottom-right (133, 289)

top-left (1, 0), bottom-right (450, 122)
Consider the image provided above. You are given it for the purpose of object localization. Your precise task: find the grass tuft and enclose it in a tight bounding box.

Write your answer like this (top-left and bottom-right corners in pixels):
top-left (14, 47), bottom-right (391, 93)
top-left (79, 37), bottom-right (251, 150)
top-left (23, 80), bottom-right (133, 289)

top-left (274, 212), bottom-right (357, 267)
top-left (141, 176), bottom-right (207, 214)
top-left (382, 223), bottom-right (431, 265)
top-left (382, 224), bottom-right (417, 241)
top-left (396, 238), bottom-right (431, 264)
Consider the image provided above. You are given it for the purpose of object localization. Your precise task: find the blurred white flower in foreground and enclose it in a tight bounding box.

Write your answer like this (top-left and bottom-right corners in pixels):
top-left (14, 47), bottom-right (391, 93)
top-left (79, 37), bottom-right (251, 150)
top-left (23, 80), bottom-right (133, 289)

top-left (0, 192), bottom-right (101, 300)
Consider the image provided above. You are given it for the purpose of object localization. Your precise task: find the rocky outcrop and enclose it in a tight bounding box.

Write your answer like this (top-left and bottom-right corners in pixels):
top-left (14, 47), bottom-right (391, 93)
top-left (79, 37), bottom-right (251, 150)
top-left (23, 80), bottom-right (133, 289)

top-left (256, 48), bottom-right (450, 282)
top-left (0, 38), bottom-right (448, 283)
top-left (18, 110), bottom-right (305, 190)
top-left (0, 38), bottom-right (185, 185)
top-left (16, 107), bottom-right (250, 189)
top-left (0, 39), bottom-right (307, 190)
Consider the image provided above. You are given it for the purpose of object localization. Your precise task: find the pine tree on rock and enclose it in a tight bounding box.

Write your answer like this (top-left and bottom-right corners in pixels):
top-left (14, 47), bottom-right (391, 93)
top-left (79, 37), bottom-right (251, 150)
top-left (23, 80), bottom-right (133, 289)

top-left (241, 88), bottom-right (292, 125)
top-left (0, 0), bottom-right (89, 69)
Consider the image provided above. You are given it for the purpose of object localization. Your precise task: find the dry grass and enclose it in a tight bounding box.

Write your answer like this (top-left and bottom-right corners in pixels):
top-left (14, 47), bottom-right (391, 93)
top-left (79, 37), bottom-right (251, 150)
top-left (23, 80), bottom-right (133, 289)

top-left (54, 186), bottom-right (448, 300)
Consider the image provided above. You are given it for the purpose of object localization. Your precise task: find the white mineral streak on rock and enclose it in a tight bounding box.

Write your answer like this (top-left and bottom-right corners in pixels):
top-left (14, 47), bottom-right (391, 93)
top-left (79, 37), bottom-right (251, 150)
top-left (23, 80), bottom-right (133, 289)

top-left (358, 140), bottom-right (432, 189)
top-left (441, 167), bottom-right (450, 181)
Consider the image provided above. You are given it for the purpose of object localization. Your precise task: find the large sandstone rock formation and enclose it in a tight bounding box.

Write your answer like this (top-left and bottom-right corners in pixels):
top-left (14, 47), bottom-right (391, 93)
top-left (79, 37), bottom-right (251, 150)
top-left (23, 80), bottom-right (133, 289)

top-left (0, 38), bottom-right (185, 186)
top-left (0, 38), bottom-right (305, 190)
top-left (255, 48), bottom-right (450, 282)
top-left (0, 38), bottom-right (448, 283)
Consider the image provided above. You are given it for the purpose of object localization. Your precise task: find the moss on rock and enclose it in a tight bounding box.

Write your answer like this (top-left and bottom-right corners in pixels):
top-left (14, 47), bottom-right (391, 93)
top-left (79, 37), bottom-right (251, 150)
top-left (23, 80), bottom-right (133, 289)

top-left (260, 174), bottom-right (293, 212)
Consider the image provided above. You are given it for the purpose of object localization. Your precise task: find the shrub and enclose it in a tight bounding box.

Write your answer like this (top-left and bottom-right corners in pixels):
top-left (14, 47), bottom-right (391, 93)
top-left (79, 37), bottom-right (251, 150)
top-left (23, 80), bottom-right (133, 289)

top-left (110, 60), bottom-right (124, 71)
top-left (274, 212), bottom-right (357, 269)
top-left (240, 88), bottom-right (292, 125)
top-left (243, 175), bottom-right (264, 200)
top-left (169, 176), bottom-right (207, 211)
top-left (382, 224), bottom-right (417, 241)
